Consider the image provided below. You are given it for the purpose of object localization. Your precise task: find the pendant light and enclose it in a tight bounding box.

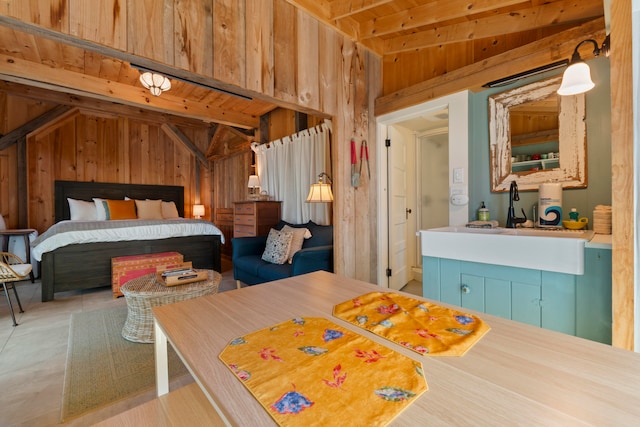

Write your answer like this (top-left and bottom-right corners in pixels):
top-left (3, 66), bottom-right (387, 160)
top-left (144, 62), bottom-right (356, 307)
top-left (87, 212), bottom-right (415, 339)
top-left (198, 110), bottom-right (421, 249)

top-left (558, 35), bottom-right (610, 96)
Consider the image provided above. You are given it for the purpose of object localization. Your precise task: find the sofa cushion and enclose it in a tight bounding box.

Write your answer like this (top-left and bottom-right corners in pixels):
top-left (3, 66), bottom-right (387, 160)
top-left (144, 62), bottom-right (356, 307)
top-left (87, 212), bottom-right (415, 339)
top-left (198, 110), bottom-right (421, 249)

top-left (261, 228), bottom-right (293, 264)
top-left (282, 225), bottom-right (311, 263)
top-left (276, 220), bottom-right (333, 248)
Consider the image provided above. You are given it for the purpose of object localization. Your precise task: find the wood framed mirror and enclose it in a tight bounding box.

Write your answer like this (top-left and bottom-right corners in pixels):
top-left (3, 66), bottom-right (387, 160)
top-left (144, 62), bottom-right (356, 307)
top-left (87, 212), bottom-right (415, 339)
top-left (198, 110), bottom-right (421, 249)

top-left (488, 76), bottom-right (587, 192)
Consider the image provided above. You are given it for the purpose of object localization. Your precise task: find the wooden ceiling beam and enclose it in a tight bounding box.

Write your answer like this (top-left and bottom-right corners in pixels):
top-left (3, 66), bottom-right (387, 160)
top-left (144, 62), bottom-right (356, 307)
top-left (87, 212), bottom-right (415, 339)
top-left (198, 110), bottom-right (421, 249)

top-left (0, 104), bottom-right (74, 150)
top-left (359, 0), bottom-right (525, 39)
top-left (0, 53), bottom-right (260, 128)
top-left (329, 0), bottom-right (396, 20)
top-left (383, 0), bottom-right (604, 54)
top-left (0, 80), bottom-right (225, 129)
top-left (376, 18), bottom-right (606, 116)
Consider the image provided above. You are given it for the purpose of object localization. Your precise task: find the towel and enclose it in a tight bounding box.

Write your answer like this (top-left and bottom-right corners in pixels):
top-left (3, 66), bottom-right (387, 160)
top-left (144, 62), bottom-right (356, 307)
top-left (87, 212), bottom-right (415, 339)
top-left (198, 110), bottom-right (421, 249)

top-left (466, 220), bottom-right (500, 229)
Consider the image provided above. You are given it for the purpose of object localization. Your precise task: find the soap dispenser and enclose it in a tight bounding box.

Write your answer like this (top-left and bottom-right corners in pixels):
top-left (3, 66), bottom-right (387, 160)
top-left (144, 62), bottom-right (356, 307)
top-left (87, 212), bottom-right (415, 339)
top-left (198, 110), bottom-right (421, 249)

top-left (478, 201), bottom-right (489, 221)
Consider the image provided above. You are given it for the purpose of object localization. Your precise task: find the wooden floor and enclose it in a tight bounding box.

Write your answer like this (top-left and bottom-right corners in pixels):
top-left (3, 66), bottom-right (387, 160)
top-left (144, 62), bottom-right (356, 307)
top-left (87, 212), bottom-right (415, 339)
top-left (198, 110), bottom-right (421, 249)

top-left (0, 265), bottom-right (421, 426)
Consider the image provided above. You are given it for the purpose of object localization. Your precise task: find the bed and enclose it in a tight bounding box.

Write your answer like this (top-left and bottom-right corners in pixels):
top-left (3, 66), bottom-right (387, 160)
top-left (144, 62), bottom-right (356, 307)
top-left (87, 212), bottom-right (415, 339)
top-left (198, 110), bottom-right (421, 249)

top-left (36, 181), bottom-right (223, 302)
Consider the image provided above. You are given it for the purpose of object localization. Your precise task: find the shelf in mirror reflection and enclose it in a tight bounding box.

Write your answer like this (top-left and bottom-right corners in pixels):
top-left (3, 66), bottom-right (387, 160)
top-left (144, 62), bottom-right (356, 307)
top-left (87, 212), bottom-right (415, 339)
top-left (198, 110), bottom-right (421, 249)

top-left (512, 158), bottom-right (559, 172)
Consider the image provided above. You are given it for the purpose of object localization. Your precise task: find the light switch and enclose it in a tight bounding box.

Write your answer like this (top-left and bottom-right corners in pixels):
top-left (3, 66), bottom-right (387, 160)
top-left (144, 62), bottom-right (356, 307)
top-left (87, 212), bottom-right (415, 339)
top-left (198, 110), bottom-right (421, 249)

top-left (453, 168), bottom-right (464, 184)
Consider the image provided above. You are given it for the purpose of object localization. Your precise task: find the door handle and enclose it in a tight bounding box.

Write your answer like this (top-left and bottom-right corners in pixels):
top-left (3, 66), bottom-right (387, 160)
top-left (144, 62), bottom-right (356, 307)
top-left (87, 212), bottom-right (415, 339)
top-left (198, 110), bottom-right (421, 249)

top-left (405, 208), bottom-right (412, 219)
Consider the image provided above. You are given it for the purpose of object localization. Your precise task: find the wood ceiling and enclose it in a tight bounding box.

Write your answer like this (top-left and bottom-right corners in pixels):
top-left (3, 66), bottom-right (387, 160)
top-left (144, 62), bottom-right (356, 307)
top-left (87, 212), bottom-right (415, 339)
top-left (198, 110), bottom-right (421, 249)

top-left (0, 1), bottom-right (605, 132)
top-left (287, 0), bottom-right (604, 56)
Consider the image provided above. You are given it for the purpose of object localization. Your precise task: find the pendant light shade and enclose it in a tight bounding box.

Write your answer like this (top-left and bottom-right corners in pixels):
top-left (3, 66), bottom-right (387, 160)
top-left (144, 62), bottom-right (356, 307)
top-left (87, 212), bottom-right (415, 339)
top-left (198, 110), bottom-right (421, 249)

top-left (557, 35), bottom-right (609, 96)
top-left (306, 173), bottom-right (334, 203)
top-left (139, 72), bottom-right (171, 96)
top-left (557, 62), bottom-right (595, 96)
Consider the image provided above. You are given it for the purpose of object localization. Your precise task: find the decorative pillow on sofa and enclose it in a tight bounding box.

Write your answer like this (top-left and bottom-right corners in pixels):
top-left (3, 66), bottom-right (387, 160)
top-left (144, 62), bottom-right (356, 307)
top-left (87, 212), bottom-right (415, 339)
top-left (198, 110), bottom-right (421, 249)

top-left (106, 199), bottom-right (137, 220)
top-left (261, 228), bottom-right (293, 265)
top-left (135, 199), bottom-right (164, 219)
top-left (282, 225), bottom-right (311, 264)
top-left (68, 198), bottom-right (97, 221)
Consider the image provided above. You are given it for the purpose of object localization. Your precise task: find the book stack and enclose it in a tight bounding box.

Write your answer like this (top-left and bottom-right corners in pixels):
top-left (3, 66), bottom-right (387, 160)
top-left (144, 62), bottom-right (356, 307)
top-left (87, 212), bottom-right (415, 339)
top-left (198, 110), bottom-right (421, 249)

top-left (592, 205), bottom-right (612, 235)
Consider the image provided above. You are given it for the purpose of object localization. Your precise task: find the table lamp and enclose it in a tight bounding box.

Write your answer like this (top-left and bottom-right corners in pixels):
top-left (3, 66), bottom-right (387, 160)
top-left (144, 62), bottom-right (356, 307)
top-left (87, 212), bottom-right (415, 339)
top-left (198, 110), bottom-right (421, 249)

top-left (193, 204), bottom-right (205, 219)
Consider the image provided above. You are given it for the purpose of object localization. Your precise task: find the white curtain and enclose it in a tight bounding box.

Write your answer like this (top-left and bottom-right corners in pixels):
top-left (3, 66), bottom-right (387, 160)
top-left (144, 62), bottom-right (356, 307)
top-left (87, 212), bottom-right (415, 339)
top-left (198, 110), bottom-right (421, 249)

top-left (253, 120), bottom-right (331, 225)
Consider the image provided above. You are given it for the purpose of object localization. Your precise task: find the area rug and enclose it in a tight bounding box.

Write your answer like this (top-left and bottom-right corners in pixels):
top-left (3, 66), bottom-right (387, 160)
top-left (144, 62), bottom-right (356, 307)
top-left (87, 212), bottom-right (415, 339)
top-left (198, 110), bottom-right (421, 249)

top-left (61, 305), bottom-right (189, 421)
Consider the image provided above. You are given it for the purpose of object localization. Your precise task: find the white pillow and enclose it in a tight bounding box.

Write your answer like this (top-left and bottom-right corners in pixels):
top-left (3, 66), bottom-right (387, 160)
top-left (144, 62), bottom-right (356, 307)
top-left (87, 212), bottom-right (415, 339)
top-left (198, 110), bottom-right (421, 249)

top-left (261, 228), bottom-right (293, 264)
top-left (161, 201), bottom-right (180, 218)
top-left (282, 225), bottom-right (312, 264)
top-left (93, 198), bottom-right (107, 220)
top-left (68, 198), bottom-right (97, 221)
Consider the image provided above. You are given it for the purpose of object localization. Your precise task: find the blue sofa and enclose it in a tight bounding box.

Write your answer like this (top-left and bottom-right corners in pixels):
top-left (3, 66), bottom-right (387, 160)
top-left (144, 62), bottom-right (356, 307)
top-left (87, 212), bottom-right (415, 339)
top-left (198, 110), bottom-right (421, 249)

top-left (232, 220), bottom-right (333, 286)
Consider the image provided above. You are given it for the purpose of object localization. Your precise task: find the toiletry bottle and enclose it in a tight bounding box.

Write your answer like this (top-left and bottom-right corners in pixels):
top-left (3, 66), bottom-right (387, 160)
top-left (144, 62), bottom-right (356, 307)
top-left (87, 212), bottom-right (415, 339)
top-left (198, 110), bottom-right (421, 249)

top-left (478, 202), bottom-right (489, 221)
top-left (569, 208), bottom-right (579, 221)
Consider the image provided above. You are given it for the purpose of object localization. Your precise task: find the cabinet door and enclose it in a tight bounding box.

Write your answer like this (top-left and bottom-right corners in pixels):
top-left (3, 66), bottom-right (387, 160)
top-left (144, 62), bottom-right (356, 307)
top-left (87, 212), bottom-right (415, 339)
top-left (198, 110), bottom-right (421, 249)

top-left (511, 281), bottom-right (541, 327)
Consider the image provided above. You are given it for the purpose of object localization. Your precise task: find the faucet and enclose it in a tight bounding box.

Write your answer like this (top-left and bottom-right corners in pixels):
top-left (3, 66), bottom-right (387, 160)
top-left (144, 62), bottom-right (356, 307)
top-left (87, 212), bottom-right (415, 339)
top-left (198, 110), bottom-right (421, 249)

top-left (506, 181), bottom-right (527, 228)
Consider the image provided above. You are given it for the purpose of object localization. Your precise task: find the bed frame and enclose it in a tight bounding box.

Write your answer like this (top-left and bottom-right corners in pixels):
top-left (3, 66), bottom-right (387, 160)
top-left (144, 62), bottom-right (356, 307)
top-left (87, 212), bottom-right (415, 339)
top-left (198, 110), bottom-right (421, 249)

top-left (40, 181), bottom-right (222, 302)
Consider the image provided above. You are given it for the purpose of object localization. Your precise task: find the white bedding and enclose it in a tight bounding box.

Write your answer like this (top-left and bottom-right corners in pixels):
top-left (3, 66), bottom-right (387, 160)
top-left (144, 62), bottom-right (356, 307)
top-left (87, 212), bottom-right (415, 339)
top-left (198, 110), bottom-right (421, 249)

top-left (31, 219), bottom-right (225, 261)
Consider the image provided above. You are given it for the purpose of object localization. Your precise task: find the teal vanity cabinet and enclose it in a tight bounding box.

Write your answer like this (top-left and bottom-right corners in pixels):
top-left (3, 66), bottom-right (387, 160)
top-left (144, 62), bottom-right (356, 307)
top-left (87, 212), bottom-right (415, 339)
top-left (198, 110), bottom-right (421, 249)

top-left (423, 247), bottom-right (612, 344)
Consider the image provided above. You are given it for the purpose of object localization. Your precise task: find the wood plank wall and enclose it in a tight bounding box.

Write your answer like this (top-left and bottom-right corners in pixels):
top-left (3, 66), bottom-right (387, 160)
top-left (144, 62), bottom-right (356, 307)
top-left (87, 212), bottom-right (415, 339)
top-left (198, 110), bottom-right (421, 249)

top-left (0, 0), bottom-right (380, 284)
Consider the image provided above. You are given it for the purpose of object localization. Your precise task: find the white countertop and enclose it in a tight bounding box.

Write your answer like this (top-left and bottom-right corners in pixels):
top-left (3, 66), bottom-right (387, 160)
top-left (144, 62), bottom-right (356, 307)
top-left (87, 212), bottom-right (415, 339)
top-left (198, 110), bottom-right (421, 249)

top-left (586, 233), bottom-right (612, 249)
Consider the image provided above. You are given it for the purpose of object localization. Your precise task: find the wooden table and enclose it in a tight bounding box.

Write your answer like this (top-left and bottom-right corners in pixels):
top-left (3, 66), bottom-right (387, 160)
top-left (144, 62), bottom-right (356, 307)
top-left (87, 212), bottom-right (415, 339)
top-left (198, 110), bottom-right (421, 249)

top-left (0, 228), bottom-right (36, 282)
top-left (153, 271), bottom-right (640, 426)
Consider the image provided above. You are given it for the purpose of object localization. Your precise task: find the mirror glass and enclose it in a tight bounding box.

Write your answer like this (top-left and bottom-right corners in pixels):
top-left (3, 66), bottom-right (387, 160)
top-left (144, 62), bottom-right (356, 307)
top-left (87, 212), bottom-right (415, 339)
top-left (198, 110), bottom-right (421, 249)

top-left (489, 76), bottom-right (587, 192)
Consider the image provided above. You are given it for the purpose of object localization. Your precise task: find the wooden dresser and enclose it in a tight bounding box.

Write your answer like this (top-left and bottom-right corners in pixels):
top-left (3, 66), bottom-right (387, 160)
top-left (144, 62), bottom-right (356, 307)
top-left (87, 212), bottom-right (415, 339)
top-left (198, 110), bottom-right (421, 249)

top-left (233, 201), bottom-right (281, 238)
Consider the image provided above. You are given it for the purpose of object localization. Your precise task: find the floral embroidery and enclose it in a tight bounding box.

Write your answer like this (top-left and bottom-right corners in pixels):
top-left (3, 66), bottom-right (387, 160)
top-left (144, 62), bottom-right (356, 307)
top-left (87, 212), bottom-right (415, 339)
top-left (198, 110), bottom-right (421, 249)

top-left (298, 346), bottom-right (328, 356)
top-left (322, 328), bottom-right (343, 342)
top-left (259, 347), bottom-right (283, 362)
top-left (322, 364), bottom-right (347, 388)
top-left (292, 318), bottom-right (306, 325)
top-left (376, 303), bottom-right (400, 315)
top-left (355, 348), bottom-right (385, 363)
top-left (230, 337), bottom-right (246, 345)
top-left (416, 328), bottom-right (440, 339)
top-left (228, 363), bottom-right (251, 381)
top-left (447, 328), bottom-right (472, 335)
top-left (455, 315), bottom-right (475, 325)
top-left (271, 389), bottom-right (314, 414)
top-left (375, 386), bottom-right (416, 402)
top-left (356, 315), bottom-right (368, 325)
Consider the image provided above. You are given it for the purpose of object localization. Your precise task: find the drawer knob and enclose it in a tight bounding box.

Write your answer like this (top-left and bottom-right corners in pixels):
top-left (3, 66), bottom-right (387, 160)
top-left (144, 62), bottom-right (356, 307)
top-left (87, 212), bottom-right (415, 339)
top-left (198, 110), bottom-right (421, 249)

top-left (461, 284), bottom-right (471, 294)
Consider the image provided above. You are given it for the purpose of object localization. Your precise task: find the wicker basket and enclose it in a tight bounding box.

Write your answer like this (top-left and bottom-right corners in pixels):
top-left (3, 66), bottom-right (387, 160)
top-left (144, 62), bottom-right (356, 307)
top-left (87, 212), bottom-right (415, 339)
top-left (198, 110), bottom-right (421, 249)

top-left (120, 270), bottom-right (220, 343)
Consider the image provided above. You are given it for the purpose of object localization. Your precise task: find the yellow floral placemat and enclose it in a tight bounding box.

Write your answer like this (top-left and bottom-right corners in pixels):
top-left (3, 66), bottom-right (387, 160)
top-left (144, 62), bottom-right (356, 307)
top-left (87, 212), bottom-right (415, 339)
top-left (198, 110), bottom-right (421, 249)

top-left (333, 292), bottom-right (490, 356)
top-left (219, 317), bottom-right (427, 426)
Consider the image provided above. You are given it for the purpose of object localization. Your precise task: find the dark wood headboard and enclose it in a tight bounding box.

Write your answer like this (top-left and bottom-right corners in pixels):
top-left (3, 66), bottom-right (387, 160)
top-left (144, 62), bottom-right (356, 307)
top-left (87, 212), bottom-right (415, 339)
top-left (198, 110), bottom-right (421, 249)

top-left (54, 181), bottom-right (185, 222)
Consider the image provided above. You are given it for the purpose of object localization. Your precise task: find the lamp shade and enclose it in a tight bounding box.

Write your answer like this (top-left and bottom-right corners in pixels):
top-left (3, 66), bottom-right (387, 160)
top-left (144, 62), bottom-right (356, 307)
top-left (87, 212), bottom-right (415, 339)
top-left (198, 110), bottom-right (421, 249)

top-left (557, 62), bottom-right (594, 95)
top-left (306, 183), bottom-right (334, 203)
top-left (139, 72), bottom-right (171, 96)
top-left (247, 175), bottom-right (260, 188)
top-left (193, 204), bottom-right (205, 219)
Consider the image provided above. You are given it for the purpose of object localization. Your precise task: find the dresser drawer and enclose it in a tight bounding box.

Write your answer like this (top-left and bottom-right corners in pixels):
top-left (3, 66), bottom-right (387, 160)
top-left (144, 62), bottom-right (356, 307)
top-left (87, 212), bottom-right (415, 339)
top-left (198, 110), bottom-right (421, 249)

top-left (234, 203), bottom-right (255, 215)
top-left (234, 225), bottom-right (256, 237)
top-left (234, 215), bottom-right (256, 226)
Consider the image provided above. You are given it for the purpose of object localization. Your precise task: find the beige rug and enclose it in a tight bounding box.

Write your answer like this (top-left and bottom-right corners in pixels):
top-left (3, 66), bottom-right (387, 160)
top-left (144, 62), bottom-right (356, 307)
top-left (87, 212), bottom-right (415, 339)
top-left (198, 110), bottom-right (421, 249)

top-left (61, 305), bottom-right (189, 422)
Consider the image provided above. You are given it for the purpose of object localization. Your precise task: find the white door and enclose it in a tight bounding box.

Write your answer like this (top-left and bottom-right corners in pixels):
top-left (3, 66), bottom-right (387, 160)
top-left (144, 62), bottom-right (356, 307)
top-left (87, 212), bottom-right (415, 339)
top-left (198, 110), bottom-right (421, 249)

top-left (387, 126), bottom-right (409, 290)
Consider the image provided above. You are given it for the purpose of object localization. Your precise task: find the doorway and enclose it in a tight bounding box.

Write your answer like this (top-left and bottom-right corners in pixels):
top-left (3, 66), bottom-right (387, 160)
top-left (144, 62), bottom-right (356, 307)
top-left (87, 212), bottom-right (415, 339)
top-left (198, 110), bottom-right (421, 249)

top-left (376, 91), bottom-right (470, 288)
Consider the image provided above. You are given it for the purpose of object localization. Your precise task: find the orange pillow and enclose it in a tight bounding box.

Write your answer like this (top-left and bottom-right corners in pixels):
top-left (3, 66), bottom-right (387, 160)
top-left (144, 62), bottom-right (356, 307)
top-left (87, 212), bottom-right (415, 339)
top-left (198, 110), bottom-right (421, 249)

top-left (106, 199), bottom-right (137, 220)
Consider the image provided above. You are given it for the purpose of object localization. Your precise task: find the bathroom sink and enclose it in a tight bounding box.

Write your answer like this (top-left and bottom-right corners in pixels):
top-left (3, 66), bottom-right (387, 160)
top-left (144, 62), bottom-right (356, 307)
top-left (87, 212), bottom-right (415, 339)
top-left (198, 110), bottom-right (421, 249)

top-left (420, 226), bottom-right (594, 274)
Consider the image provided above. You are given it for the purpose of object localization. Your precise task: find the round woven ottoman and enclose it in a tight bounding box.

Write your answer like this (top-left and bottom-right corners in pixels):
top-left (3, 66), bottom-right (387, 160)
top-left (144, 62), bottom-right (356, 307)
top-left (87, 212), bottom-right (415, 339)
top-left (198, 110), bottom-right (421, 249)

top-left (120, 270), bottom-right (221, 343)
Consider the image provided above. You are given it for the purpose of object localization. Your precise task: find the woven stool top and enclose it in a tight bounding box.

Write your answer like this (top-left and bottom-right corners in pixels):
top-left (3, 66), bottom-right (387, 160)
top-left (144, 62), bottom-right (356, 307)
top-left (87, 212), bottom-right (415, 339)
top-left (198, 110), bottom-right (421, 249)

top-left (121, 270), bottom-right (221, 297)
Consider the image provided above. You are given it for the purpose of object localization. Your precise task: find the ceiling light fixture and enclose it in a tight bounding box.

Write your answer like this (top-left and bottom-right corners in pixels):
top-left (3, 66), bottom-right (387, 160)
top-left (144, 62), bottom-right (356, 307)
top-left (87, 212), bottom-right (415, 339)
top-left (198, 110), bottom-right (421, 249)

top-left (557, 34), bottom-right (610, 96)
top-left (483, 60), bottom-right (569, 88)
top-left (131, 63), bottom-right (253, 101)
top-left (139, 71), bottom-right (171, 96)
